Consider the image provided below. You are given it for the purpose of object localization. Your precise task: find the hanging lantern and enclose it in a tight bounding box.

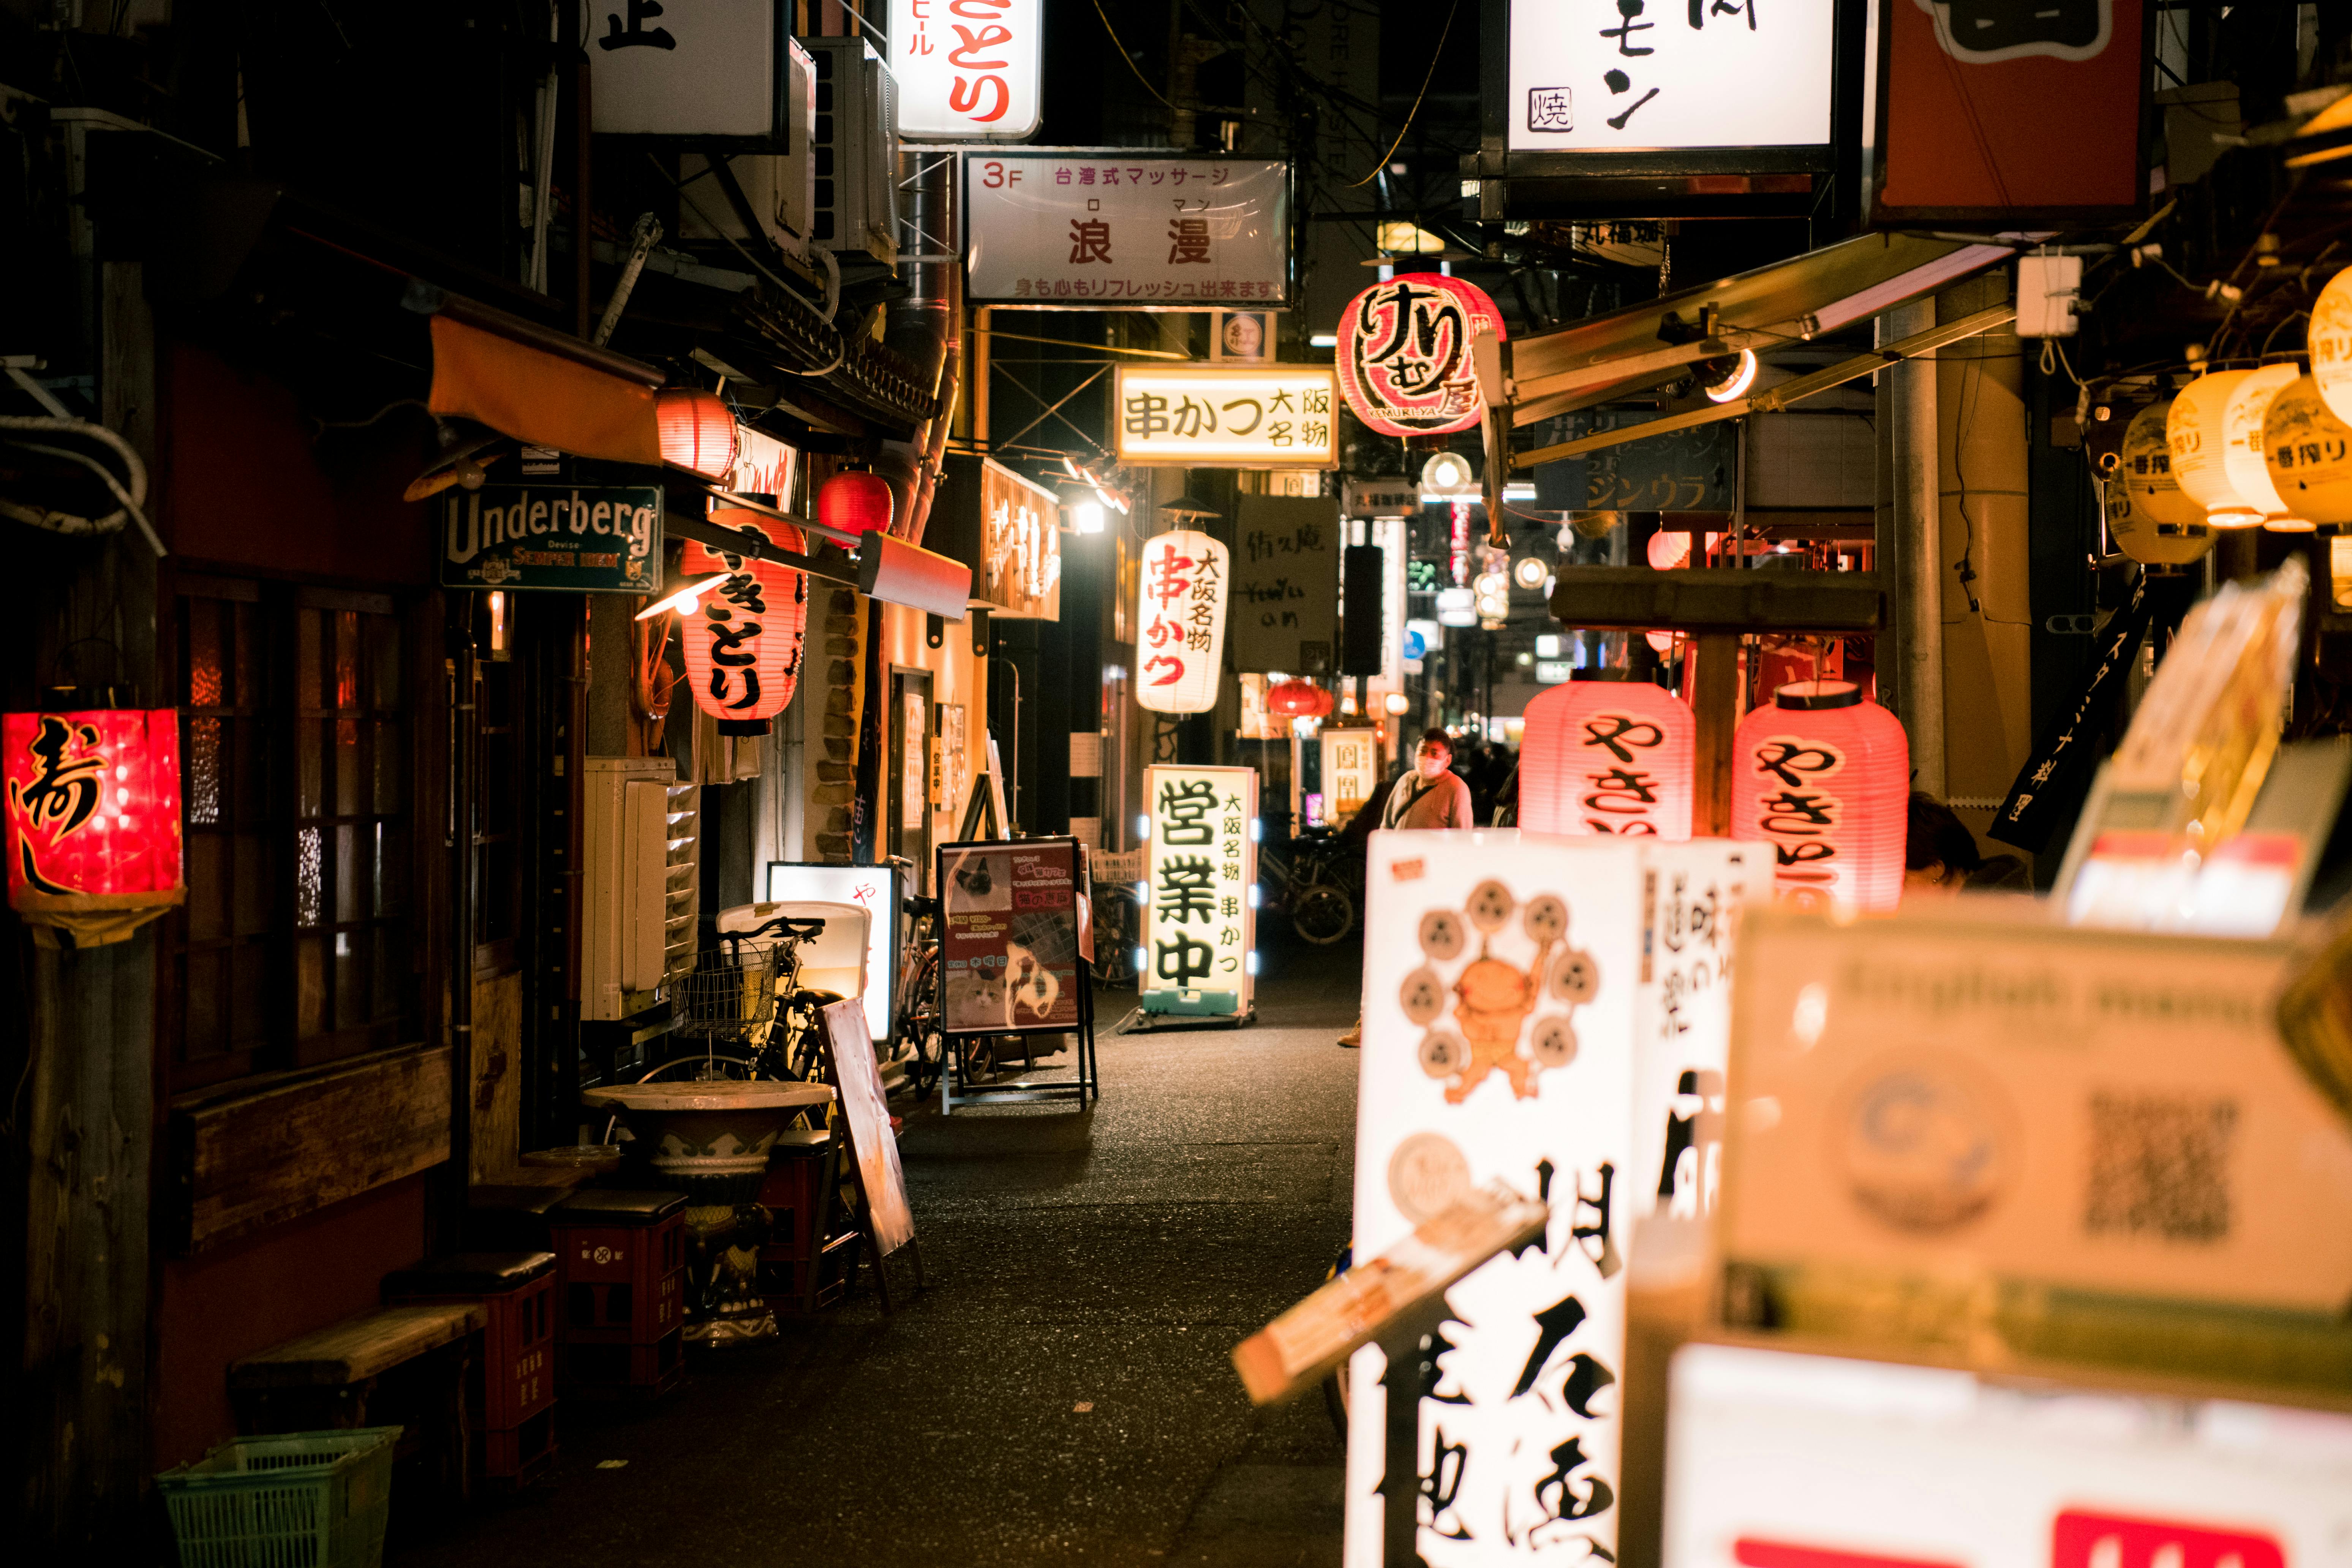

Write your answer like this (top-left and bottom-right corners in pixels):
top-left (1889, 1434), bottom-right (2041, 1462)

top-left (2167, 370), bottom-right (2264, 528)
top-left (2263, 373), bottom-right (2352, 528)
top-left (1265, 679), bottom-right (1328, 718)
top-left (656, 388), bottom-right (739, 480)
top-left (1646, 530), bottom-right (1691, 570)
top-left (3, 708), bottom-right (184, 947)
top-left (2108, 398), bottom-right (2214, 566)
top-left (1730, 680), bottom-right (1908, 914)
top-left (2223, 363), bottom-right (2313, 531)
top-left (1336, 274), bottom-right (1506, 438)
top-left (1521, 671), bottom-right (1696, 840)
top-left (2311, 266), bottom-right (2352, 427)
top-left (677, 509), bottom-right (808, 734)
top-left (817, 469), bottom-right (895, 536)
top-left (1136, 530), bottom-right (1229, 714)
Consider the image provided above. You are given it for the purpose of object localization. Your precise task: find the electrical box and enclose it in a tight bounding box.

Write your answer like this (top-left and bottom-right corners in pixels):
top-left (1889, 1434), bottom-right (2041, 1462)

top-left (2016, 253), bottom-right (2083, 338)
top-left (583, 757), bottom-right (700, 1021)
top-left (800, 36), bottom-right (900, 265)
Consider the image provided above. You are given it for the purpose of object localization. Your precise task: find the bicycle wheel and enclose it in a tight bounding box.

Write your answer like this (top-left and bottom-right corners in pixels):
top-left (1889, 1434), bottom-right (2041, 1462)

top-left (896, 954), bottom-right (945, 1098)
top-left (1291, 882), bottom-right (1356, 945)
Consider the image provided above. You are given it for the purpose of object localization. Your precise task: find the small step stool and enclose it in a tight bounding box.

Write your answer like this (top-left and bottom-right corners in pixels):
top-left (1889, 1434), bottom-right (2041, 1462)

top-left (548, 1188), bottom-right (686, 1399)
top-left (384, 1252), bottom-right (558, 1485)
top-left (230, 1302), bottom-right (484, 1503)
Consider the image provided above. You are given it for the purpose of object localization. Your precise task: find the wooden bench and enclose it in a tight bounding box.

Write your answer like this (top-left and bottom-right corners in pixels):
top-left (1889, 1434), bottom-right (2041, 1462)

top-left (230, 1302), bottom-right (484, 1500)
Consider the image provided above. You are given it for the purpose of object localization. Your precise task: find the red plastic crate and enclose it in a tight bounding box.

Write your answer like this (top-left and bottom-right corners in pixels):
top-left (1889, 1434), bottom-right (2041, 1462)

top-left (549, 1189), bottom-right (687, 1348)
top-left (383, 1250), bottom-right (558, 1480)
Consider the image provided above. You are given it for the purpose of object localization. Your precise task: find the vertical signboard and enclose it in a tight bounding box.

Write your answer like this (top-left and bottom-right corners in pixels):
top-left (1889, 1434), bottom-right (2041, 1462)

top-left (888, 0), bottom-right (1042, 142)
top-left (1141, 765), bottom-right (1258, 1013)
top-left (1230, 495), bottom-right (1340, 675)
top-left (1135, 531), bottom-right (1229, 714)
top-left (936, 838), bottom-right (1085, 1035)
top-left (963, 152), bottom-right (1290, 307)
top-left (1348, 829), bottom-right (1643, 1566)
top-left (1319, 729), bottom-right (1381, 824)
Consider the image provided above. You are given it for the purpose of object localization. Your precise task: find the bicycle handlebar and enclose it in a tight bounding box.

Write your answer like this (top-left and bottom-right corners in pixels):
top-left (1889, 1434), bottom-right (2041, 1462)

top-left (734, 914), bottom-right (827, 942)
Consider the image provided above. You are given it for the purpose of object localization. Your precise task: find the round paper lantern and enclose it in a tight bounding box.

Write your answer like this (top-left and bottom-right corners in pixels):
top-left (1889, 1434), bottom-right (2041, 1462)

top-left (1646, 530), bottom-right (1691, 570)
top-left (1336, 274), bottom-right (1506, 438)
top-left (2263, 373), bottom-right (2352, 527)
top-left (679, 509), bottom-right (808, 733)
top-left (656, 388), bottom-right (739, 480)
top-left (1730, 680), bottom-right (1908, 914)
top-left (1521, 671), bottom-right (1696, 839)
top-left (817, 469), bottom-right (894, 536)
top-left (2167, 370), bottom-right (2263, 528)
top-left (1136, 530), bottom-right (1230, 715)
top-left (2108, 399), bottom-right (2214, 566)
top-left (1266, 679), bottom-right (1324, 718)
top-left (2223, 363), bottom-right (2311, 530)
top-left (2311, 266), bottom-right (2352, 426)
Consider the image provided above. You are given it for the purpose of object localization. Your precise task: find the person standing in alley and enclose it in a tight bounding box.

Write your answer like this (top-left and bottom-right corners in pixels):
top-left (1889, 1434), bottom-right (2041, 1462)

top-left (1337, 729), bottom-right (1474, 1047)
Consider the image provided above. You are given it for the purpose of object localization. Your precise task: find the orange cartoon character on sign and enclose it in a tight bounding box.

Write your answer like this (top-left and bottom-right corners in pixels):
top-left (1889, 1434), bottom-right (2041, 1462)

top-left (1402, 878), bottom-right (1597, 1103)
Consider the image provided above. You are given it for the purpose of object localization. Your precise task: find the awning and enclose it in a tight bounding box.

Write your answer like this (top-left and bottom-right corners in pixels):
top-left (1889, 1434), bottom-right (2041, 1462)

top-left (418, 290), bottom-right (665, 467)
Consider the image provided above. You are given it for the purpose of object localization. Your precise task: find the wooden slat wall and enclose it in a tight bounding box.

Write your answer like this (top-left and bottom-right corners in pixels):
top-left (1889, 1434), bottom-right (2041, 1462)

top-left (171, 1044), bottom-right (452, 1252)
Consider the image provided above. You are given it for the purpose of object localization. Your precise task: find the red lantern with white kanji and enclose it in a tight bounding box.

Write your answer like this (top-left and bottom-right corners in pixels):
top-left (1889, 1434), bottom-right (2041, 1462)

top-left (679, 509), bottom-right (808, 734)
top-left (1521, 671), bottom-right (1696, 839)
top-left (3, 708), bottom-right (184, 945)
top-left (1135, 529), bottom-right (1228, 715)
top-left (1731, 680), bottom-right (1909, 914)
top-left (1336, 274), bottom-right (1506, 438)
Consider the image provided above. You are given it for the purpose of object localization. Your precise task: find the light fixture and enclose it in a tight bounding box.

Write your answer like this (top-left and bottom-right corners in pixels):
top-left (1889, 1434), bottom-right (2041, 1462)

top-left (2221, 363), bottom-right (2312, 531)
top-left (1383, 692), bottom-right (1410, 716)
top-left (817, 469), bottom-right (896, 535)
top-left (634, 572), bottom-right (730, 622)
top-left (1435, 587), bottom-right (1477, 627)
top-left (1535, 633), bottom-right (1560, 657)
top-left (1159, 492), bottom-right (1222, 522)
top-left (1419, 450), bottom-right (1477, 502)
top-left (1503, 482), bottom-right (1537, 501)
top-left (1069, 500), bottom-right (1106, 535)
top-left (487, 590), bottom-right (510, 658)
top-left (656, 387), bottom-right (739, 479)
top-left (1700, 349), bottom-right (1759, 404)
top-left (2167, 370), bottom-right (2264, 528)
top-left (1474, 571), bottom-right (1508, 597)
top-left (1647, 530), bottom-right (1693, 569)
top-left (1309, 333), bottom-right (1338, 348)
top-left (1511, 556), bottom-right (1549, 591)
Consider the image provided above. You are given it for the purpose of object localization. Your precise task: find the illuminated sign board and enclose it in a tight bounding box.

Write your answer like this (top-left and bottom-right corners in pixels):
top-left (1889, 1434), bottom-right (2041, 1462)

top-left (1113, 365), bottom-right (1338, 469)
top-left (964, 152), bottom-right (1289, 308)
top-left (1140, 765), bottom-right (1258, 1014)
top-left (889, 0), bottom-right (1042, 142)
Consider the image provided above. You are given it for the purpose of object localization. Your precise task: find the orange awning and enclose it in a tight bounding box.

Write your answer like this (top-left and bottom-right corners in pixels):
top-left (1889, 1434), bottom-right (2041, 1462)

top-left (425, 314), bottom-right (661, 466)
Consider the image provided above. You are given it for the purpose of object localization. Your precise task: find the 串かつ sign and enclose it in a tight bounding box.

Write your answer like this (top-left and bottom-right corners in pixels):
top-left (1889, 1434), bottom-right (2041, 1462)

top-left (1113, 365), bottom-right (1339, 469)
top-left (1135, 531), bottom-right (1229, 714)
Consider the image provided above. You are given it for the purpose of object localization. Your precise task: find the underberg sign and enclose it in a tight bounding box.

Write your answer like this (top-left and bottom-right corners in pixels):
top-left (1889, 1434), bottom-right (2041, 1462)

top-left (441, 482), bottom-right (663, 593)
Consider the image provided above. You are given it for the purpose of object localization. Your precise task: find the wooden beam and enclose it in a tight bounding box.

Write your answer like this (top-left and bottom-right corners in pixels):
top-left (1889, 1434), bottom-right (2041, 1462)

top-left (1691, 632), bottom-right (1740, 836)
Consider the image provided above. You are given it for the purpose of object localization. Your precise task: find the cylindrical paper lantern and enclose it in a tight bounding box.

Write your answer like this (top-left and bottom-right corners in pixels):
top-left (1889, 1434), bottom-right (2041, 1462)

top-left (2109, 398), bottom-right (2214, 566)
top-left (2311, 266), bottom-right (2352, 426)
top-left (2263, 373), bottom-right (2352, 527)
top-left (679, 509), bottom-right (808, 732)
top-left (656, 388), bottom-right (739, 480)
top-left (2167, 370), bottom-right (2263, 528)
top-left (2223, 362), bottom-right (2311, 530)
top-left (817, 469), bottom-right (894, 536)
top-left (1521, 671), bottom-right (1696, 839)
top-left (1136, 530), bottom-right (1229, 714)
top-left (3, 708), bottom-right (183, 901)
top-left (1730, 680), bottom-right (1908, 914)
top-left (1336, 274), bottom-right (1506, 438)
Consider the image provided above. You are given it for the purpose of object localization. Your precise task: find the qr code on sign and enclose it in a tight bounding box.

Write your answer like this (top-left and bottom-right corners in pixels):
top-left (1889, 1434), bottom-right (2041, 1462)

top-left (2083, 1092), bottom-right (2237, 1242)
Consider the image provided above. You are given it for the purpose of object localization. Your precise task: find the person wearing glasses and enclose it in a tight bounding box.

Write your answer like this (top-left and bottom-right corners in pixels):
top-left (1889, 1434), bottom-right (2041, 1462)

top-left (1337, 729), bottom-right (1473, 1048)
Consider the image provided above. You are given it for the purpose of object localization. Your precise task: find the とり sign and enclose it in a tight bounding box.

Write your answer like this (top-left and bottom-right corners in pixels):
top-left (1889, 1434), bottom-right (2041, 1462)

top-left (1113, 365), bottom-right (1339, 469)
top-left (890, 0), bottom-right (1040, 141)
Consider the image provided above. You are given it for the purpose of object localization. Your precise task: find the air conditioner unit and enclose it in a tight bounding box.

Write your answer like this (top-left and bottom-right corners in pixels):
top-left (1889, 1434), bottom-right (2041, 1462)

top-left (583, 757), bottom-right (700, 1021)
top-left (800, 36), bottom-right (899, 266)
top-left (678, 38), bottom-right (819, 261)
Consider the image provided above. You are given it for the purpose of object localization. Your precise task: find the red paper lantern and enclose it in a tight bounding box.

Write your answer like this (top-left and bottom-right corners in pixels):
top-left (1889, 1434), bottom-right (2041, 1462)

top-left (1266, 679), bottom-right (1331, 718)
top-left (1520, 671), bottom-right (1696, 839)
top-left (1336, 274), bottom-right (1506, 438)
top-left (817, 470), bottom-right (895, 536)
top-left (656, 388), bottom-right (739, 480)
top-left (679, 510), bottom-right (809, 732)
top-left (4, 708), bottom-right (183, 904)
top-left (1730, 680), bottom-right (1909, 914)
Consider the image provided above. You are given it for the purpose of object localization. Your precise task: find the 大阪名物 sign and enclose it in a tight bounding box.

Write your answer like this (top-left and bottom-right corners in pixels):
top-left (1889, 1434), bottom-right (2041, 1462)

top-left (1135, 531), bottom-right (1229, 714)
top-left (443, 483), bottom-right (662, 594)
top-left (965, 153), bottom-right (1289, 307)
top-left (1113, 365), bottom-right (1338, 469)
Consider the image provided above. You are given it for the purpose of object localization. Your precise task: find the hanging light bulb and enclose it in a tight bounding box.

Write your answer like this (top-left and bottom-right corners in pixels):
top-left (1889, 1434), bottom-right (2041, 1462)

top-left (2167, 370), bottom-right (2265, 528)
top-left (1699, 349), bottom-right (1758, 403)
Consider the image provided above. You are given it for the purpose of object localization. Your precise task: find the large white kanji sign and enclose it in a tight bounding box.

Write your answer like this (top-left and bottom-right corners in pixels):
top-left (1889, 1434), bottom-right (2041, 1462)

top-left (1141, 765), bottom-right (1257, 1012)
top-left (1135, 530), bottom-right (1228, 714)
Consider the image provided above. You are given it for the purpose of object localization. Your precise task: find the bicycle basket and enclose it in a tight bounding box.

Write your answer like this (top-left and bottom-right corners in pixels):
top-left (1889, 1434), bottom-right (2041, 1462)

top-left (671, 939), bottom-right (786, 1040)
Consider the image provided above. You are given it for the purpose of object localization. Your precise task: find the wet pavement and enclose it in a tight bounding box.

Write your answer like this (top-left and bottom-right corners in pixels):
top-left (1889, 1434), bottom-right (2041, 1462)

top-left (397, 936), bottom-right (1363, 1568)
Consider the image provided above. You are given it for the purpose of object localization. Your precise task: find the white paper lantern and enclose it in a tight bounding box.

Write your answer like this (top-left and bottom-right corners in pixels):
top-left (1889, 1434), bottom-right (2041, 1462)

top-left (1135, 530), bottom-right (1229, 714)
top-left (2223, 362), bottom-right (2312, 531)
top-left (2311, 265), bottom-right (2352, 427)
top-left (2263, 373), bottom-right (2352, 528)
top-left (2108, 399), bottom-right (2214, 566)
top-left (2167, 370), bottom-right (2263, 528)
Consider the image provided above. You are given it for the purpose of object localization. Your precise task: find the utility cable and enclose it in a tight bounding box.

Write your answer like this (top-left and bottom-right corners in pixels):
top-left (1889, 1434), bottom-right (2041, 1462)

top-left (1345, 0), bottom-right (1461, 187)
top-left (1091, 0), bottom-right (1177, 112)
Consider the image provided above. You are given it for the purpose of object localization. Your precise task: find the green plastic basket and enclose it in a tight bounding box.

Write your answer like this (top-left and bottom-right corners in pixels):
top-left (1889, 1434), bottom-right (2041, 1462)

top-left (157, 1427), bottom-right (401, 1568)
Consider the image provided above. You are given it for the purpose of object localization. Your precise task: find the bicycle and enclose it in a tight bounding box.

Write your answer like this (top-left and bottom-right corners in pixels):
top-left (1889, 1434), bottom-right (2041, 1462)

top-left (893, 894), bottom-right (946, 1099)
top-left (654, 912), bottom-right (840, 1083)
top-left (1262, 822), bottom-right (1361, 945)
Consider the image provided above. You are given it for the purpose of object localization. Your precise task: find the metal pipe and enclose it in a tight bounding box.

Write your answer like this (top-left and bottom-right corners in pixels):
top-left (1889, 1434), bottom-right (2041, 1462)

top-left (1887, 297), bottom-right (1944, 796)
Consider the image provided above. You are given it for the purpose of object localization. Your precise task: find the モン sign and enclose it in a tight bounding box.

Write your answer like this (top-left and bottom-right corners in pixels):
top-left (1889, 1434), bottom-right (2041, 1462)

top-left (890, 0), bottom-right (1040, 140)
top-left (1135, 530), bottom-right (1229, 714)
top-left (680, 512), bottom-right (809, 733)
top-left (4, 708), bottom-right (184, 945)
top-left (1113, 365), bottom-right (1339, 469)
top-left (1506, 0), bottom-right (1835, 154)
top-left (1336, 275), bottom-right (1505, 438)
top-left (1141, 765), bottom-right (1257, 1014)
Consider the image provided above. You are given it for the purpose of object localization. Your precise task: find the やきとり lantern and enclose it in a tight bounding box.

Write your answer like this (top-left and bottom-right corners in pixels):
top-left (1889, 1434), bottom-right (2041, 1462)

top-left (678, 510), bottom-right (809, 735)
top-left (1730, 680), bottom-right (1908, 914)
top-left (3, 708), bottom-right (185, 947)
top-left (1135, 530), bottom-right (1229, 715)
top-left (1520, 670), bottom-right (1696, 840)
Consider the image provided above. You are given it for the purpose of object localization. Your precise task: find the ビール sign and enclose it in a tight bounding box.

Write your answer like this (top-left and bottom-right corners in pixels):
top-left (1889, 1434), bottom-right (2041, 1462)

top-left (1337, 275), bottom-right (1505, 439)
top-left (1506, 0), bottom-right (1835, 155)
top-left (936, 837), bottom-right (1085, 1035)
top-left (1141, 765), bottom-right (1257, 1012)
top-left (964, 153), bottom-right (1289, 307)
top-left (1113, 365), bottom-right (1339, 469)
top-left (442, 484), bottom-right (662, 594)
top-left (1135, 531), bottom-right (1229, 714)
top-left (889, 0), bottom-right (1040, 141)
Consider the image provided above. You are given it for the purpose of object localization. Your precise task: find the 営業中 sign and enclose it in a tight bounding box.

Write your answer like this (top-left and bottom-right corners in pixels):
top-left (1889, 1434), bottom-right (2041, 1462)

top-left (1230, 495), bottom-right (1339, 675)
top-left (1141, 765), bottom-right (1257, 1012)
top-left (889, 0), bottom-right (1041, 141)
top-left (1337, 275), bottom-right (1504, 439)
top-left (442, 483), bottom-right (662, 593)
top-left (1113, 365), bottom-right (1338, 469)
top-left (1506, 0), bottom-right (1835, 155)
top-left (964, 152), bottom-right (1290, 308)
top-left (936, 837), bottom-right (1085, 1036)
top-left (1136, 531), bottom-right (1229, 714)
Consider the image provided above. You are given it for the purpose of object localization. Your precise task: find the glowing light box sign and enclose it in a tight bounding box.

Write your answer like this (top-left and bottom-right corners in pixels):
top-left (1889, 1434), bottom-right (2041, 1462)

top-left (889, 0), bottom-right (1041, 142)
top-left (1140, 765), bottom-right (1257, 1013)
top-left (1336, 275), bottom-right (1504, 439)
top-left (964, 152), bottom-right (1290, 308)
top-left (1664, 1342), bottom-right (2352, 1568)
top-left (1319, 729), bottom-right (1381, 824)
top-left (3, 708), bottom-right (184, 947)
top-left (763, 861), bottom-right (898, 1041)
top-left (1506, 0), bottom-right (1835, 154)
top-left (1113, 365), bottom-right (1339, 469)
top-left (680, 514), bottom-right (809, 729)
top-left (1135, 530), bottom-right (1228, 714)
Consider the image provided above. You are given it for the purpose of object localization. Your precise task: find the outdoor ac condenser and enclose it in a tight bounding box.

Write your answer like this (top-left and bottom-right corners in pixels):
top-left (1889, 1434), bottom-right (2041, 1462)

top-left (800, 36), bottom-right (899, 265)
top-left (677, 37), bottom-right (819, 261)
top-left (583, 757), bottom-right (700, 1021)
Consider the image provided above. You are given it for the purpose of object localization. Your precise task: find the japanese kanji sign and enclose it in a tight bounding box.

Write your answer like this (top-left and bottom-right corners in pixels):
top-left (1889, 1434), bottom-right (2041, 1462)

top-left (1231, 495), bottom-right (1339, 675)
top-left (590, 0), bottom-right (783, 139)
top-left (1337, 275), bottom-right (1505, 439)
top-left (889, 0), bottom-right (1041, 141)
top-left (1135, 530), bottom-right (1229, 715)
top-left (1141, 765), bottom-right (1257, 1012)
top-left (1348, 830), bottom-right (1644, 1565)
top-left (442, 483), bottom-right (662, 594)
top-left (1506, 0), bottom-right (1835, 154)
top-left (964, 153), bottom-right (1290, 308)
top-left (1320, 728), bottom-right (1381, 823)
top-left (4, 708), bottom-right (182, 907)
top-left (1112, 366), bottom-right (1339, 469)
top-left (975, 458), bottom-right (1061, 618)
